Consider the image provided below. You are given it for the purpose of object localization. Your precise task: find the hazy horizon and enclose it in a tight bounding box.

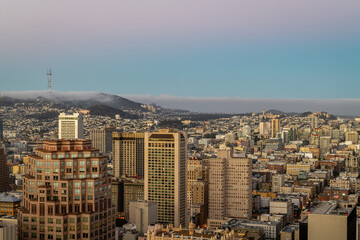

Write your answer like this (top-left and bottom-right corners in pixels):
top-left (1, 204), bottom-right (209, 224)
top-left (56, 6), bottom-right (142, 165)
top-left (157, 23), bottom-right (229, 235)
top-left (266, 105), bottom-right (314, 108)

top-left (2, 90), bottom-right (360, 116)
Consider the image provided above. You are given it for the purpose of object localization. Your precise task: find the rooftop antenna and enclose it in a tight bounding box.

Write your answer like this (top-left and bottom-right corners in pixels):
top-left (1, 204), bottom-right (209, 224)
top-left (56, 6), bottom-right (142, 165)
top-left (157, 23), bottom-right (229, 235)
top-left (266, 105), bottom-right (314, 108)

top-left (47, 68), bottom-right (52, 91)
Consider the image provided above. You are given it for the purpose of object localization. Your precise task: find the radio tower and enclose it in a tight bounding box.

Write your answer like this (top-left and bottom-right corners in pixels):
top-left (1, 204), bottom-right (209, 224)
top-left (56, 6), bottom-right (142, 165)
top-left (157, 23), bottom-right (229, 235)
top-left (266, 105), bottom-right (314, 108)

top-left (47, 68), bottom-right (52, 91)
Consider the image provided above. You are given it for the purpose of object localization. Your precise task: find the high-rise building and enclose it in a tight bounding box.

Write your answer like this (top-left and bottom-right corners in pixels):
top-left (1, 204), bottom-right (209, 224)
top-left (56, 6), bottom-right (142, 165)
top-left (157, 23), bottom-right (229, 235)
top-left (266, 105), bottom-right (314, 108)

top-left (58, 113), bottom-right (84, 139)
top-left (129, 200), bottom-right (157, 234)
top-left (144, 129), bottom-right (187, 227)
top-left (0, 146), bottom-right (9, 193)
top-left (271, 118), bottom-right (280, 138)
top-left (0, 119), bottom-right (3, 141)
top-left (345, 131), bottom-right (359, 144)
top-left (259, 121), bottom-right (271, 137)
top-left (90, 127), bottom-right (114, 154)
top-left (17, 140), bottom-right (115, 240)
top-left (207, 149), bottom-right (252, 220)
top-left (187, 157), bottom-right (208, 226)
top-left (112, 133), bottom-right (145, 178)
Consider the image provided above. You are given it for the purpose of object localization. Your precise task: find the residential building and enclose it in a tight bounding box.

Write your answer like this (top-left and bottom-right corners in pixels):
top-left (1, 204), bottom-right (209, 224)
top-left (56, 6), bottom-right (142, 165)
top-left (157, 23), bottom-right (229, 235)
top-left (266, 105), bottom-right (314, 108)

top-left (17, 139), bottom-right (115, 240)
top-left (207, 149), bottom-right (252, 220)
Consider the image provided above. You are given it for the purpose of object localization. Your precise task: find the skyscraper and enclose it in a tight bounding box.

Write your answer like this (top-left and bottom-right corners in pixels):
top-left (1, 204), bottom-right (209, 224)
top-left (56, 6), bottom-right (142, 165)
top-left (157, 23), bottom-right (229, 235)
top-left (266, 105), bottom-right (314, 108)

top-left (90, 127), bottom-right (114, 154)
top-left (207, 149), bottom-right (252, 220)
top-left (17, 139), bottom-right (115, 240)
top-left (0, 145), bottom-right (9, 193)
top-left (187, 157), bottom-right (208, 226)
top-left (0, 118), bottom-right (3, 141)
top-left (58, 113), bottom-right (84, 139)
top-left (112, 132), bottom-right (145, 178)
top-left (271, 118), bottom-right (280, 138)
top-left (144, 129), bottom-right (187, 227)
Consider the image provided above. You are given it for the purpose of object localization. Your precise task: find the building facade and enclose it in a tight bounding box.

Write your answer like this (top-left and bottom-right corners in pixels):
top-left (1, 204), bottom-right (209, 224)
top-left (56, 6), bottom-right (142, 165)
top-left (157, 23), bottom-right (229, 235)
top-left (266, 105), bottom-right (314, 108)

top-left (17, 140), bottom-right (115, 240)
top-left (58, 113), bottom-right (84, 139)
top-left (90, 127), bottom-right (114, 154)
top-left (112, 133), bottom-right (145, 178)
top-left (0, 146), bottom-right (9, 193)
top-left (207, 150), bottom-right (252, 220)
top-left (144, 129), bottom-right (187, 227)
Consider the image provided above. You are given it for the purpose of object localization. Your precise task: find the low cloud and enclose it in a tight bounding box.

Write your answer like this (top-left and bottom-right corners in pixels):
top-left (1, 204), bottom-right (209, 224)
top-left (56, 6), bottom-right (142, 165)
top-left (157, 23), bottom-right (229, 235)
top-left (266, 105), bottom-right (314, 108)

top-left (122, 94), bottom-right (360, 116)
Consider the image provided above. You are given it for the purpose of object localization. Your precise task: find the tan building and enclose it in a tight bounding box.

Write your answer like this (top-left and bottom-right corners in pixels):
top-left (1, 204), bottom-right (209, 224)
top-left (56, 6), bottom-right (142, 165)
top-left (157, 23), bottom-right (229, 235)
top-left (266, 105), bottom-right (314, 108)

top-left (113, 132), bottom-right (145, 178)
top-left (271, 118), bottom-right (280, 138)
top-left (280, 225), bottom-right (299, 240)
top-left (58, 113), bottom-right (84, 139)
top-left (272, 174), bottom-right (284, 193)
top-left (0, 220), bottom-right (17, 240)
top-left (90, 127), bottom-right (114, 154)
top-left (269, 198), bottom-right (294, 224)
top-left (17, 139), bottom-right (115, 240)
top-left (207, 150), bottom-right (252, 220)
top-left (286, 163), bottom-right (312, 176)
top-left (187, 157), bottom-right (208, 226)
top-left (307, 202), bottom-right (356, 240)
top-left (0, 146), bottom-right (9, 193)
top-left (144, 129), bottom-right (187, 227)
top-left (129, 200), bottom-right (157, 234)
top-left (0, 193), bottom-right (21, 217)
top-left (345, 132), bottom-right (359, 144)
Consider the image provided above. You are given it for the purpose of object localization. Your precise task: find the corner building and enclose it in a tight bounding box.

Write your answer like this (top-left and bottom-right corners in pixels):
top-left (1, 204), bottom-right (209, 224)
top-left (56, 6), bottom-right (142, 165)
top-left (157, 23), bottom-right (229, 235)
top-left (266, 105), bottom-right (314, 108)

top-left (18, 140), bottom-right (115, 240)
top-left (144, 130), bottom-right (187, 227)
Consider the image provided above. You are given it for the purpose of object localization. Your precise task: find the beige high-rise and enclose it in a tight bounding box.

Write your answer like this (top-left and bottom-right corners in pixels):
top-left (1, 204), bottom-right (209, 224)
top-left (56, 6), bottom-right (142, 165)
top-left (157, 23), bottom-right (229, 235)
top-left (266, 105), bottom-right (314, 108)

top-left (207, 150), bottom-right (252, 220)
top-left (17, 140), bottom-right (115, 240)
top-left (187, 157), bottom-right (208, 226)
top-left (0, 145), bottom-right (9, 193)
top-left (144, 129), bottom-right (187, 227)
top-left (271, 118), bottom-right (280, 138)
top-left (112, 132), bottom-right (145, 178)
top-left (58, 113), bottom-right (84, 139)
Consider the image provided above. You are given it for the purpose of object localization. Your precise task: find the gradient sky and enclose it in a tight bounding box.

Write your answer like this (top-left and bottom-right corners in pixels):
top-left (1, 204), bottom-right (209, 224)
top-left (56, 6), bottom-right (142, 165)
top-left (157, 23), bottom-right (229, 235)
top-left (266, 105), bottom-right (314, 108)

top-left (1, 0), bottom-right (360, 98)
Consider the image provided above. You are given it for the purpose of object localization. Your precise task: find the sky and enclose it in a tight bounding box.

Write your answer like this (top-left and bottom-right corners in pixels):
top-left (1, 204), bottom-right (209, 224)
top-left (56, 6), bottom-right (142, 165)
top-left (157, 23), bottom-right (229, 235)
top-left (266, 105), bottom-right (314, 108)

top-left (1, 0), bottom-right (360, 100)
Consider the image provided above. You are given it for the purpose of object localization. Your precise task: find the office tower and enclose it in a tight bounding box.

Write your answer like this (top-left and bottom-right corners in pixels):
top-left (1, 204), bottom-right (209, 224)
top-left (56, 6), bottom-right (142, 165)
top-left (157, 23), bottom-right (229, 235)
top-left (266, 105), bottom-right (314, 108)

top-left (271, 118), bottom-right (280, 138)
top-left (17, 140), bottom-right (115, 240)
top-left (345, 131), bottom-right (359, 144)
top-left (259, 121), bottom-right (271, 137)
top-left (272, 174), bottom-right (284, 193)
top-left (311, 116), bottom-right (319, 129)
top-left (123, 177), bottom-right (144, 220)
top-left (90, 127), bottom-right (114, 154)
top-left (129, 200), bottom-right (157, 234)
top-left (320, 136), bottom-right (331, 155)
top-left (0, 118), bottom-right (3, 141)
top-left (0, 146), bottom-right (9, 193)
top-left (58, 113), bottom-right (84, 139)
top-left (207, 149), bottom-right (252, 220)
top-left (144, 129), bottom-right (187, 227)
top-left (187, 157), bottom-right (208, 226)
top-left (112, 133), bottom-right (145, 178)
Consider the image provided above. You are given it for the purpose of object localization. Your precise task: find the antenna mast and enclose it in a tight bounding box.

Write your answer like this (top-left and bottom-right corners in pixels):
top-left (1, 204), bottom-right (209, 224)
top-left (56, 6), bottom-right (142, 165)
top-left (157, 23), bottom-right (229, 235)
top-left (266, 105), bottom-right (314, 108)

top-left (47, 68), bottom-right (52, 91)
